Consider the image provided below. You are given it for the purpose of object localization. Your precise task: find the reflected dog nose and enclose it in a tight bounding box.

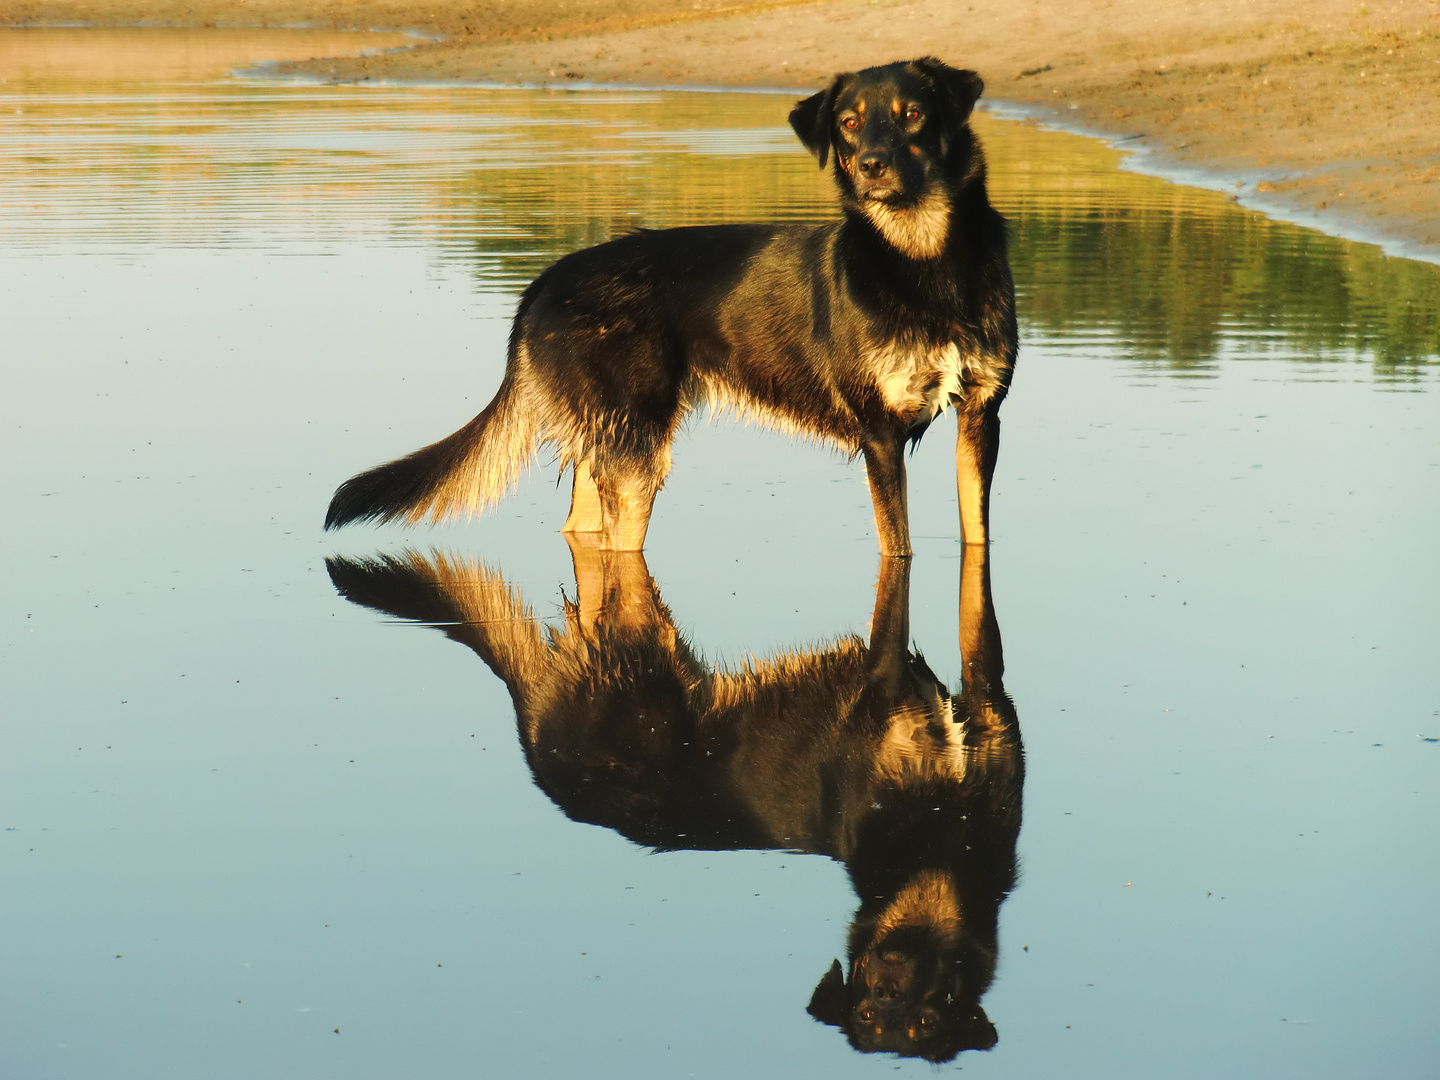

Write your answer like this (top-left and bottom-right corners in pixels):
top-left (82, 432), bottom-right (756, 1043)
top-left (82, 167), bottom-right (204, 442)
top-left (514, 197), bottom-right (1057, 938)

top-left (873, 978), bottom-right (902, 1002)
top-left (857, 151), bottom-right (890, 178)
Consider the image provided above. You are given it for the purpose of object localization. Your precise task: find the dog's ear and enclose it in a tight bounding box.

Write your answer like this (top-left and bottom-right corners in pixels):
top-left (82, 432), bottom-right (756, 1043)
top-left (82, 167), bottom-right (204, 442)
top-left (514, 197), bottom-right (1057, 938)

top-left (789, 81), bottom-right (840, 169)
top-left (912, 57), bottom-right (985, 129)
top-left (806, 959), bottom-right (848, 1026)
top-left (954, 1006), bottom-right (998, 1052)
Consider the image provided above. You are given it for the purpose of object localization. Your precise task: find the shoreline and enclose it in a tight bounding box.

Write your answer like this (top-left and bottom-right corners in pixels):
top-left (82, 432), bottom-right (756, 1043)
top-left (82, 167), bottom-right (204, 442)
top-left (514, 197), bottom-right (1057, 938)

top-left (7, 0), bottom-right (1439, 263)
top-left (980, 99), bottom-right (1440, 268)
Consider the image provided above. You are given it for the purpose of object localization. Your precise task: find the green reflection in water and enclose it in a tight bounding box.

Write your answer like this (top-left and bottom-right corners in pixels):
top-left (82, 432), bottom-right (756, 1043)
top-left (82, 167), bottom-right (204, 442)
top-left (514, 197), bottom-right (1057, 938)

top-left (429, 92), bottom-right (840, 284)
top-left (440, 97), bottom-right (1439, 381)
top-left (2, 28), bottom-right (1436, 381)
top-left (986, 120), bottom-right (1440, 378)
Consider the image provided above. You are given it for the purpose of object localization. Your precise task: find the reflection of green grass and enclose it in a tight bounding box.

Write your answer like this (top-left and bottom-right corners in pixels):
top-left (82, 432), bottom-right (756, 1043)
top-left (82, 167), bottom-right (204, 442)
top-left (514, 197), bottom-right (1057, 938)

top-left (970, 118), bottom-right (1437, 374)
top-left (435, 93), bottom-right (837, 284)
top-left (987, 120), bottom-right (1440, 374)
top-left (9, 55), bottom-right (1436, 377)
top-left (452, 98), bottom-right (1438, 375)
top-left (455, 149), bottom-right (834, 285)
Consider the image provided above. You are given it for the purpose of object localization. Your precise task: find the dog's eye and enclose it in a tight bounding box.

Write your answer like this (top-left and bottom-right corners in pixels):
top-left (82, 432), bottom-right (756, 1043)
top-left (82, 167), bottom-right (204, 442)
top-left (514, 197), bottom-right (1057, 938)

top-left (904, 105), bottom-right (922, 122)
top-left (841, 115), bottom-right (860, 131)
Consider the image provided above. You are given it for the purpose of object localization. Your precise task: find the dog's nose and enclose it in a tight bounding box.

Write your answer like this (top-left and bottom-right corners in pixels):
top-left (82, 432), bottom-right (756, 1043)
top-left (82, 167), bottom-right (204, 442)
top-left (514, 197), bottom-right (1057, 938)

top-left (857, 151), bottom-right (890, 178)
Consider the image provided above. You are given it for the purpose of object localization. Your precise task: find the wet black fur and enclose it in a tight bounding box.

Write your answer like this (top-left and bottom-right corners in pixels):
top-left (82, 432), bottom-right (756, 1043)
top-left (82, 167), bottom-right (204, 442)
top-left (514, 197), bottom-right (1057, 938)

top-left (325, 57), bottom-right (1017, 555)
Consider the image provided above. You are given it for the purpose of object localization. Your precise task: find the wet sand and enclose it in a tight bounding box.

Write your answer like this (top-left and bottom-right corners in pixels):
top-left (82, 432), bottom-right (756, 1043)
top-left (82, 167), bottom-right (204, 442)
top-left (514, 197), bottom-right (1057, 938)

top-left (7, 0), bottom-right (1439, 258)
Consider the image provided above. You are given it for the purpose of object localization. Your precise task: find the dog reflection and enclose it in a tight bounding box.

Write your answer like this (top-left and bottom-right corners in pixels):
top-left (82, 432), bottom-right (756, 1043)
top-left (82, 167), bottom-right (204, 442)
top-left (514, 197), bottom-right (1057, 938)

top-left (327, 543), bottom-right (1022, 1062)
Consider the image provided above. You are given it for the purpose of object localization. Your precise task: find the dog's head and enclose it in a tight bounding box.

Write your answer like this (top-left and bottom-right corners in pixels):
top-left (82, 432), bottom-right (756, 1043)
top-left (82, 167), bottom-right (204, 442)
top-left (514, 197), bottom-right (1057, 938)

top-left (789, 58), bottom-right (985, 258)
top-left (790, 58), bottom-right (984, 188)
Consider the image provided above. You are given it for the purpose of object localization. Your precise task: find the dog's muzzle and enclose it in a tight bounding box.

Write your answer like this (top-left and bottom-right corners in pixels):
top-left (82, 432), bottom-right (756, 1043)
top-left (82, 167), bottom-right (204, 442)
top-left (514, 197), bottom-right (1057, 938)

top-left (855, 149), bottom-right (908, 202)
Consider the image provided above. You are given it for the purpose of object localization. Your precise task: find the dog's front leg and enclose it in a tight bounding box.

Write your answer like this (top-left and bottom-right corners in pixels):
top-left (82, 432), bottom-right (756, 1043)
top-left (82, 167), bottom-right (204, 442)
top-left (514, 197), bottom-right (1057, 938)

top-left (861, 435), bottom-right (912, 558)
top-left (956, 400), bottom-right (1001, 546)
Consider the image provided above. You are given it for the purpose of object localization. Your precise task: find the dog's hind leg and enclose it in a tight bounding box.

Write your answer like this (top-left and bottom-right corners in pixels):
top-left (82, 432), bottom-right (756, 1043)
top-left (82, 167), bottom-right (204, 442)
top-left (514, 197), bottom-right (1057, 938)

top-left (597, 466), bottom-right (664, 551)
top-left (861, 435), bottom-right (913, 558)
top-left (956, 401), bottom-right (1001, 546)
top-left (562, 458), bottom-right (604, 534)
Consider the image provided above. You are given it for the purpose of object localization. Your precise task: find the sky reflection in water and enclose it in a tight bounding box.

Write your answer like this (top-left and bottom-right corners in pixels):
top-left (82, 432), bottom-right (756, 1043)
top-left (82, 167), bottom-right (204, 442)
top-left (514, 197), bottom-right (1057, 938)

top-left (1, 28), bottom-right (1438, 1079)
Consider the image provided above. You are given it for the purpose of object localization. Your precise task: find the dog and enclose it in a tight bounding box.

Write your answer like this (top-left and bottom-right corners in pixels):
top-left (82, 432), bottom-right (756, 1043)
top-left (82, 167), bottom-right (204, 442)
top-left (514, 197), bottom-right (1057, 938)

top-left (325, 58), bottom-right (1017, 556)
top-left (327, 541), bottom-right (1024, 1061)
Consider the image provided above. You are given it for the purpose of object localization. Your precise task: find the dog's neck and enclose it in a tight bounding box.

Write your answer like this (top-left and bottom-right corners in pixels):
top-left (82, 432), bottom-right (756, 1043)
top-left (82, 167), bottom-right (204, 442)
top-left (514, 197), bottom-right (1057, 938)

top-left (858, 190), bottom-right (953, 261)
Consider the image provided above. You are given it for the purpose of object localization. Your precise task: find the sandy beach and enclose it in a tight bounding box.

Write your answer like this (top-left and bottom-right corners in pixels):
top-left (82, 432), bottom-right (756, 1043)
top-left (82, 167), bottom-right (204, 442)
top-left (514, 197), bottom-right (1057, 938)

top-left (6, 0), bottom-right (1439, 258)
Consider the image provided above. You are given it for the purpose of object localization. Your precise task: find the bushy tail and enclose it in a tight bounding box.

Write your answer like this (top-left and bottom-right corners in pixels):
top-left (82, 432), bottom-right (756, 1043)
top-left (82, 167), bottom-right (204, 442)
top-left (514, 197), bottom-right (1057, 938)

top-left (325, 373), bottom-right (538, 530)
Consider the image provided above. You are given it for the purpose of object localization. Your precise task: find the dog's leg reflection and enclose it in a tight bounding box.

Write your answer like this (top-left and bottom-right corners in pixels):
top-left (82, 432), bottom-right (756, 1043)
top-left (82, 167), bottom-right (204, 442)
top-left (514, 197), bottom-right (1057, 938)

top-left (806, 542), bottom-right (1021, 1060)
top-left (564, 531), bottom-right (677, 651)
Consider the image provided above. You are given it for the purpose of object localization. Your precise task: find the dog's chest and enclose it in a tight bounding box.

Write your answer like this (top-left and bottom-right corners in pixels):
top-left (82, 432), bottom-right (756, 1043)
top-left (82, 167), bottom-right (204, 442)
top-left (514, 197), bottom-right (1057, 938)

top-left (869, 341), bottom-right (965, 423)
top-left (868, 339), bottom-right (1009, 423)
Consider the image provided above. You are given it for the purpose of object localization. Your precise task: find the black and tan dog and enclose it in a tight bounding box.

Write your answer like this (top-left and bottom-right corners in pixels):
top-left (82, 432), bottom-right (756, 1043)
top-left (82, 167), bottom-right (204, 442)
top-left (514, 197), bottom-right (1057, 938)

top-left (326, 58), bottom-right (1017, 555)
top-left (327, 544), bottom-right (1024, 1061)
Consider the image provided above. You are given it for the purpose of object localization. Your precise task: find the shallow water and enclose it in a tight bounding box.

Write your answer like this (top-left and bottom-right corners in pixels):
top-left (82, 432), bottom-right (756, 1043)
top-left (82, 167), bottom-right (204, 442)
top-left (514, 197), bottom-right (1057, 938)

top-left (2, 28), bottom-right (1438, 1079)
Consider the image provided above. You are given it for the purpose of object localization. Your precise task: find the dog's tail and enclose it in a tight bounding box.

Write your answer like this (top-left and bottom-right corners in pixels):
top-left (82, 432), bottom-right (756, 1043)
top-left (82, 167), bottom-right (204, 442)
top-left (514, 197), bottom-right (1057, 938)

top-left (325, 363), bottom-right (539, 531)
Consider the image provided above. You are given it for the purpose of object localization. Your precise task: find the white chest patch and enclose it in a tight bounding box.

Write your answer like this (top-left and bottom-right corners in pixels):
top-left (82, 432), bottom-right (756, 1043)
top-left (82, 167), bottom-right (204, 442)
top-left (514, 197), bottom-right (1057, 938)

top-left (871, 339), bottom-right (1009, 421)
top-left (871, 341), bottom-right (964, 423)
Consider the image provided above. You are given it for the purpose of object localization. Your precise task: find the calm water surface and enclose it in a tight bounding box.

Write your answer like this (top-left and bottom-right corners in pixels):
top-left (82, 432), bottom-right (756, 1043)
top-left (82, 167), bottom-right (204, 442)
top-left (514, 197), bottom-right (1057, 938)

top-left (2, 28), bottom-right (1438, 1079)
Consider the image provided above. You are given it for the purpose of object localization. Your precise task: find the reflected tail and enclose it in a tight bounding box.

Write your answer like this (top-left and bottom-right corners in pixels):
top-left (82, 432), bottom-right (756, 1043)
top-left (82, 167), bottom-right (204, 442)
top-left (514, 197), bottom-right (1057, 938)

top-left (324, 551), bottom-right (548, 703)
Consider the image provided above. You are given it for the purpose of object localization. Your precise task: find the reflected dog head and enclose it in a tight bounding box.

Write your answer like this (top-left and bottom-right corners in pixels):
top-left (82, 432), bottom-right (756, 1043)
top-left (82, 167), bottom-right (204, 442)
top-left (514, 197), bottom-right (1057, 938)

top-left (807, 886), bottom-right (999, 1060)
